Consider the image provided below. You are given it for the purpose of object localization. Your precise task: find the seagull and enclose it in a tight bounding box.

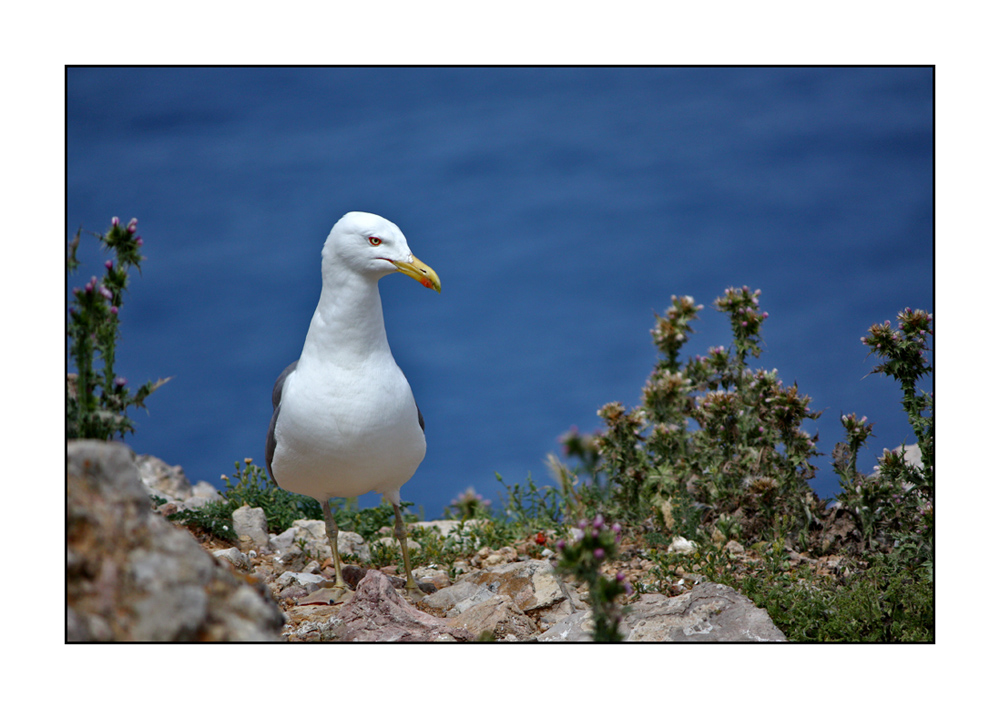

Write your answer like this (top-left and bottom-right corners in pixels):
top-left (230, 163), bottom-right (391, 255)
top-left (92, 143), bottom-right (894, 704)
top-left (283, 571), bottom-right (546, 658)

top-left (266, 211), bottom-right (441, 603)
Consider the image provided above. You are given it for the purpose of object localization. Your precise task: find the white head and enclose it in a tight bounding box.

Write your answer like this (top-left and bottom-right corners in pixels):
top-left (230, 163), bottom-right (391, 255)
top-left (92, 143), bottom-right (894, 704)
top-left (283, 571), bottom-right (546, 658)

top-left (321, 212), bottom-right (441, 292)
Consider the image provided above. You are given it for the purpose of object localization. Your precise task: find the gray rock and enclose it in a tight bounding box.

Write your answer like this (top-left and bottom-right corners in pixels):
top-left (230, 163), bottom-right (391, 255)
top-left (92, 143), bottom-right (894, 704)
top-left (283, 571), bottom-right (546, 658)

top-left (232, 505), bottom-right (270, 551)
top-left (185, 481), bottom-right (223, 509)
top-left (276, 571), bottom-right (327, 589)
top-left (278, 519), bottom-right (371, 563)
top-left (377, 536), bottom-right (421, 552)
top-left (67, 440), bottom-right (285, 641)
top-left (421, 580), bottom-right (498, 617)
top-left (624, 583), bottom-right (786, 641)
top-left (213, 547), bottom-right (251, 570)
top-left (459, 560), bottom-right (574, 613)
top-left (447, 594), bottom-right (538, 641)
top-left (537, 610), bottom-right (596, 642)
top-left (332, 570), bottom-right (474, 642)
top-left (135, 454), bottom-right (192, 502)
top-left (411, 519), bottom-right (486, 538)
top-left (537, 582), bottom-right (786, 642)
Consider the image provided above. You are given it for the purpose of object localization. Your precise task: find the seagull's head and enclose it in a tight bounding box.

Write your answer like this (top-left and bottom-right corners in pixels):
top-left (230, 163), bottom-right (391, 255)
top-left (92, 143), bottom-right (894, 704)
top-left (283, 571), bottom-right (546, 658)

top-left (323, 211), bottom-right (441, 293)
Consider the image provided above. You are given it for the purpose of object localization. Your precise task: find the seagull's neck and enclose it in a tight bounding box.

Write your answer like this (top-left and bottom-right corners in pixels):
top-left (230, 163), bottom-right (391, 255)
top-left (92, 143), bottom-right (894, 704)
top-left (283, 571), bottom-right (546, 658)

top-left (300, 270), bottom-right (391, 366)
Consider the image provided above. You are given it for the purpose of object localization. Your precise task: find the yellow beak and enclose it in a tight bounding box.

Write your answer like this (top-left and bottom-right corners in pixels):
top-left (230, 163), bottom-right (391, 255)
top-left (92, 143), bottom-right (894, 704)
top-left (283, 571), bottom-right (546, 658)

top-left (393, 255), bottom-right (441, 293)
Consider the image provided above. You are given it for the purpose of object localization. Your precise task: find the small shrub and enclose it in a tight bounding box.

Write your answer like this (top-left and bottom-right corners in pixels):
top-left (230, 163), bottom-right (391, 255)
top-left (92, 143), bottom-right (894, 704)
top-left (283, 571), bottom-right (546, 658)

top-left (562, 289), bottom-right (823, 548)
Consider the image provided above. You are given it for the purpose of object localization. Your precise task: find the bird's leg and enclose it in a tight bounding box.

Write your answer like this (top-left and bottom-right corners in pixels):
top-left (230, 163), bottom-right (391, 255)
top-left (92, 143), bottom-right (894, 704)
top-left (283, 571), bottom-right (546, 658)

top-left (392, 501), bottom-right (424, 600)
top-left (319, 499), bottom-right (353, 602)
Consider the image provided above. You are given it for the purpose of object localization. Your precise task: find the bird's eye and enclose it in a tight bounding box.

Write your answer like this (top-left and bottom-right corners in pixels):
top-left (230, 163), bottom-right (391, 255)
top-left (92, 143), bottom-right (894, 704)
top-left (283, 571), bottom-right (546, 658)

top-left (368, 237), bottom-right (382, 246)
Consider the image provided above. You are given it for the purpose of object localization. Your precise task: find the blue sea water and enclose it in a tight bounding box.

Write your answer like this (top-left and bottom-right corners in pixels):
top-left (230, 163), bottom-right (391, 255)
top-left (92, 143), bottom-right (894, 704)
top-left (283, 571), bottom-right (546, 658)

top-left (66, 67), bottom-right (933, 518)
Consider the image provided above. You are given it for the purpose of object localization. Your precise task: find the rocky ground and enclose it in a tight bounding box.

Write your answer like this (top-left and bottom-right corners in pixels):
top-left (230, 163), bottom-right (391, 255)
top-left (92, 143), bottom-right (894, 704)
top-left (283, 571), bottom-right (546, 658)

top-left (68, 440), bottom-right (860, 642)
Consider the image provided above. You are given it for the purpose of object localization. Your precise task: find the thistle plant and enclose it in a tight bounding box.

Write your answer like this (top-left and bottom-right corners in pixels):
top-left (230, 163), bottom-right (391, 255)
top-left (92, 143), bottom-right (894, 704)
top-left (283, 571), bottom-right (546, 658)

top-left (833, 308), bottom-right (934, 561)
top-left (553, 515), bottom-right (632, 642)
top-left (862, 308), bottom-right (934, 474)
top-left (446, 486), bottom-right (493, 521)
top-left (67, 217), bottom-right (169, 440)
top-left (567, 288), bottom-right (823, 547)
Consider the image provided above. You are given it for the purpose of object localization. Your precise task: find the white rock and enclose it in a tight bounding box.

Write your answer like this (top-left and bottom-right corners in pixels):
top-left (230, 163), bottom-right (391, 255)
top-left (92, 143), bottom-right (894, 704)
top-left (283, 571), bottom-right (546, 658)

top-left (277, 571), bottom-right (327, 589)
top-left (668, 536), bottom-right (698, 555)
top-left (213, 547), bottom-right (250, 569)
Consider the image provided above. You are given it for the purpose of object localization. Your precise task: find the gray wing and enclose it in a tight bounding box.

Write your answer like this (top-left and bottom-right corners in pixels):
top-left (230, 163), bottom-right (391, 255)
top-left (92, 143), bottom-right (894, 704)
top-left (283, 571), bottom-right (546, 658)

top-left (265, 360), bottom-right (298, 484)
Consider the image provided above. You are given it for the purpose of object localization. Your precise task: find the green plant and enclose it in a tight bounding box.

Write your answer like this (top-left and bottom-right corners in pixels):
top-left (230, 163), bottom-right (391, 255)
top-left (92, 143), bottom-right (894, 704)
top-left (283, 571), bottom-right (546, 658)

top-left (561, 289), bottom-right (823, 548)
top-left (863, 308), bottom-right (934, 471)
top-left (67, 217), bottom-right (169, 440)
top-left (554, 515), bottom-right (632, 642)
top-left (221, 458), bottom-right (322, 533)
top-left (494, 471), bottom-right (565, 537)
top-left (168, 499), bottom-right (239, 541)
top-left (833, 308), bottom-right (934, 566)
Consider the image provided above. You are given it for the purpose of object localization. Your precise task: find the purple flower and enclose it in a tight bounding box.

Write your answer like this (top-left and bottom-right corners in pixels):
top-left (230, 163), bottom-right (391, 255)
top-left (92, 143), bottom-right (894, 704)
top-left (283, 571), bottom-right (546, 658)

top-left (127, 218), bottom-right (138, 233)
top-left (593, 548), bottom-right (605, 560)
top-left (85, 281), bottom-right (93, 293)
top-left (741, 321), bottom-right (748, 328)
top-left (114, 377), bottom-right (127, 388)
top-left (556, 539), bottom-right (566, 551)
top-left (616, 571), bottom-right (625, 582)
top-left (611, 523), bottom-right (621, 534)
top-left (593, 514), bottom-right (604, 530)
top-left (111, 216), bottom-right (119, 227)
top-left (99, 286), bottom-right (113, 300)
top-left (110, 306), bottom-right (119, 315)
top-left (105, 260), bottom-right (114, 270)
top-left (135, 236), bottom-right (144, 247)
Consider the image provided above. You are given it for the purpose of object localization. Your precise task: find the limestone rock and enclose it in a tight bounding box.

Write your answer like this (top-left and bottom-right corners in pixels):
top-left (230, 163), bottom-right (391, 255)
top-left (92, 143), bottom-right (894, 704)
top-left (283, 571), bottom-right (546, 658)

top-left (213, 547), bottom-right (252, 570)
top-left (461, 560), bottom-right (573, 612)
top-left (67, 440), bottom-right (285, 641)
top-left (420, 580), bottom-right (498, 617)
top-left (447, 594), bottom-right (538, 641)
top-left (537, 609), bottom-right (596, 642)
top-left (538, 582), bottom-right (785, 642)
top-left (377, 536), bottom-right (421, 553)
top-left (273, 519), bottom-right (371, 563)
top-left (624, 583), bottom-right (786, 641)
top-left (668, 536), bottom-right (698, 555)
top-left (232, 505), bottom-right (270, 551)
top-left (332, 570), bottom-right (474, 642)
top-left (411, 519), bottom-right (486, 538)
top-left (135, 453), bottom-right (192, 502)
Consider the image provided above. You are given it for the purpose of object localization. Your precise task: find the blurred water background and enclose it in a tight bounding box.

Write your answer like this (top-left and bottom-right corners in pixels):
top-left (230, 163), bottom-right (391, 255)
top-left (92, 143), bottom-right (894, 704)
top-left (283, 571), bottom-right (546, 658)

top-left (67, 67), bottom-right (933, 517)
